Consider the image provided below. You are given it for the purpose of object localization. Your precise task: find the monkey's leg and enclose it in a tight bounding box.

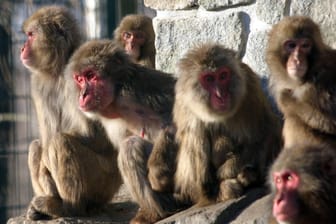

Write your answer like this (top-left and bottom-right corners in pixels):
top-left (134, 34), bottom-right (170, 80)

top-left (27, 139), bottom-right (58, 220)
top-left (28, 133), bottom-right (121, 219)
top-left (148, 127), bottom-right (177, 192)
top-left (118, 135), bottom-right (179, 224)
top-left (27, 139), bottom-right (44, 195)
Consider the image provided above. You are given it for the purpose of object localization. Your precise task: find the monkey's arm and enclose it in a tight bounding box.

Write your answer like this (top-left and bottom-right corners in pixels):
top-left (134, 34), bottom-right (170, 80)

top-left (280, 87), bottom-right (336, 134)
top-left (147, 126), bottom-right (178, 192)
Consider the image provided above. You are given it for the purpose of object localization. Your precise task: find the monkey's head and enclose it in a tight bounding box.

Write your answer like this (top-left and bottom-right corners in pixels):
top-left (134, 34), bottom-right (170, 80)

top-left (176, 43), bottom-right (246, 122)
top-left (114, 14), bottom-right (154, 62)
top-left (66, 39), bottom-right (132, 119)
top-left (266, 16), bottom-right (325, 83)
top-left (21, 6), bottom-right (81, 75)
top-left (269, 145), bottom-right (336, 224)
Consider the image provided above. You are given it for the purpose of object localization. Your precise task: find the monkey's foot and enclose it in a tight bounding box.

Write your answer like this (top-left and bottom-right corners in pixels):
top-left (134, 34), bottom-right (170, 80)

top-left (26, 203), bottom-right (52, 220)
top-left (130, 208), bottom-right (162, 224)
top-left (218, 179), bottom-right (244, 202)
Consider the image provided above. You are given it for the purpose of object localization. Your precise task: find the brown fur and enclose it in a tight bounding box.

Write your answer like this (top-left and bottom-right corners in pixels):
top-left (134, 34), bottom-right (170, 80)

top-left (65, 40), bottom-right (178, 224)
top-left (269, 144), bottom-right (336, 224)
top-left (21, 6), bottom-right (121, 219)
top-left (114, 14), bottom-right (155, 68)
top-left (148, 43), bottom-right (282, 213)
top-left (266, 16), bottom-right (336, 148)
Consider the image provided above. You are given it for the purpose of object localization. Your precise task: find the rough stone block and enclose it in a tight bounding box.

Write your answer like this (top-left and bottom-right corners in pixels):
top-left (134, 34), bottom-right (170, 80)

top-left (144, 0), bottom-right (198, 10)
top-left (154, 11), bottom-right (247, 74)
top-left (199, 0), bottom-right (254, 11)
top-left (255, 0), bottom-right (287, 24)
top-left (243, 29), bottom-right (270, 78)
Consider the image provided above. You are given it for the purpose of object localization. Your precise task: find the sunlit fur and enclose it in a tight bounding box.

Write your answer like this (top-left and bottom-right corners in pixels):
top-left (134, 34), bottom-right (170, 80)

top-left (266, 16), bottom-right (336, 149)
top-left (22, 6), bottom-right (121, 219)
top-left (114, 14), bottom-right (155, 68)
top-left (65, 39), bottom-right (177, 223)
top-left (172, 43), bottom-right (282, 205)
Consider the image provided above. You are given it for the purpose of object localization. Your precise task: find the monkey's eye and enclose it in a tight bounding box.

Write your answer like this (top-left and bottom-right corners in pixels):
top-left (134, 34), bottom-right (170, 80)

top-left (204, 74), bottom-right (215, 83)
top-left (27, 31), bottom-right (33, 37)
top-left (284, 40), bottom-right (297, 52)
top-left (84, 70), bottom-right (97, 81)
top-left (299, 39), bottom-right (312, 52)
top-left (218, 67), bottom-right (230, 79)
top-left (122, 32), bottom-right (132, 39)
top-left (284, 173), bottom-right (292, 181)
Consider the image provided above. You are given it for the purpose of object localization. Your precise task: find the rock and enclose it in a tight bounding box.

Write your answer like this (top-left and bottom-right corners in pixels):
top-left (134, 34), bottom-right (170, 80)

top-left (7, 187), bottom-right (272, 224)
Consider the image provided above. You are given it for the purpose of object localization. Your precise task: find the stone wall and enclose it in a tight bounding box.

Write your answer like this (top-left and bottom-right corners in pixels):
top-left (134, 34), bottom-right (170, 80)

top-left (145, 0), bottom-right (336, 77)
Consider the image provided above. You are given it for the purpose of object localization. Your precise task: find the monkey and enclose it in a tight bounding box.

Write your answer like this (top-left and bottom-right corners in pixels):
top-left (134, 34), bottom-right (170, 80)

top-left (64, 39), bottom-right (179, 224)
top-left (114, 14), bottom-right (155, 68)
top-left (20, 6), bottom-right (121, 220)
top-left (266, 16), bottom-right (336, 148)
top-left (269, 144), bottom-right (336, 224)
top-left (145, 43), bottom-right (283, 223)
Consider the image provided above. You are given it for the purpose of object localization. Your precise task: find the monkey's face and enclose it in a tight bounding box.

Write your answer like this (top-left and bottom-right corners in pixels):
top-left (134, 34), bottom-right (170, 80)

top-left (73, 68), bottom-right (116, 117)
top-left (122, 30), bottom-right (146, 60)
top-left (199, 66), bottom-right (231, 112)
top-left (270, 146), bottom-right (336, 224)
top-left (20, 28), bottom-right (37, 68)
top-left (283, 38), bottom-right (312, 82)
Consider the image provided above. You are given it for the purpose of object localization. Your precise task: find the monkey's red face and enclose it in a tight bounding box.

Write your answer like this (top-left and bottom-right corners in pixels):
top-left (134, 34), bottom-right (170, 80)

top-left (122, 30), bottom-right (146, 60)
top-left (284, 38), bottom-right (312, 81)
top-left (20, 29), bottom-right (37, 67)
top-left (272, 170), bottom-right (300, 223)
top-left (200, 66), bottom-right (231, 112)
top-left (73, 68), bottom-right (115, 116)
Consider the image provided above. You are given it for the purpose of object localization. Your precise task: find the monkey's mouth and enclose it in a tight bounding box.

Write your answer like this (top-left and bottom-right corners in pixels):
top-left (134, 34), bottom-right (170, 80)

top-left (273, 194), bottom-right (298, 222)
top-left (79, 92), bottom-right (94, 111)
top-left (212, 94), bottom-right (229, 111)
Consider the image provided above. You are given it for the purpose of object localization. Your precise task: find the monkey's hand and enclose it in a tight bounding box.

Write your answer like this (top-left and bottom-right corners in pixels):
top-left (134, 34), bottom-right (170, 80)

top-left (237, 165), bottom-right (259, 187)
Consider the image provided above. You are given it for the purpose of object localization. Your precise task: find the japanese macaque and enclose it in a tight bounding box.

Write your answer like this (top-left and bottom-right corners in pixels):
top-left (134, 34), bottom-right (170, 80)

top-left (146, 43), bottom-right (282, 222)
top-left (21, 6), bottom-right (121, 220)
top-left (266, 16), bottom-right (336, 148)
top-left (65, 39), bottom-right (178, 223)
top-left (114, 14), bottom-right (155, 68)
top-left (269, 144), bottom-right (336, 224)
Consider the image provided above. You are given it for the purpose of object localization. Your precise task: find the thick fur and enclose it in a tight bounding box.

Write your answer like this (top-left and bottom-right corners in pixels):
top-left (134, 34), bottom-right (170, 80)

top-left (114, 14), bottom-right (155, 68)
top-left (149, 43), bottom-right (282, 208)
top-left (22, 6), bottom-right (121, 219)
top-left (269, 144), bottom-right (336, 224)
top-left (65, 40), bottom-right (178, 223)
top-left (266, 16), bottom-right (336, 148)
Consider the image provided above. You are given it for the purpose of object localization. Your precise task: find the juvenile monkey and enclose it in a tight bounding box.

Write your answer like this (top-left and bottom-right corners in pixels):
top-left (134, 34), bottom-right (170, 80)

top-left (266, 16), bottom-right (336, 148)
top-left (269, 144), bottom-right (336, 224)
top-left (114, 14), bottom-right (155, 68)
top-left (65, 39), bottom-right (178, 223)
top-left (21, 6), bottom-right (121, 219)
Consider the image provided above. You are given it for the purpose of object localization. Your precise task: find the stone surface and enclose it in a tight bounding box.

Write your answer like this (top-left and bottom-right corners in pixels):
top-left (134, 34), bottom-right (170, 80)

top-left (243, 29), bottom-right (270, 78)
top-left (255, 0), bottom-right (287, 25)
top-left (7, 201), bottom-right (138, 224)
top-left (154, 11), bottom-right (247, 74)
top-left (144, 0), bottom-right (198, 10)
top-left (157, 188), bottom-right (270, 224)
top-left (8, 188), bottom-right (270, 224)
top-left (199, 0), bottom-right (254, 11)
